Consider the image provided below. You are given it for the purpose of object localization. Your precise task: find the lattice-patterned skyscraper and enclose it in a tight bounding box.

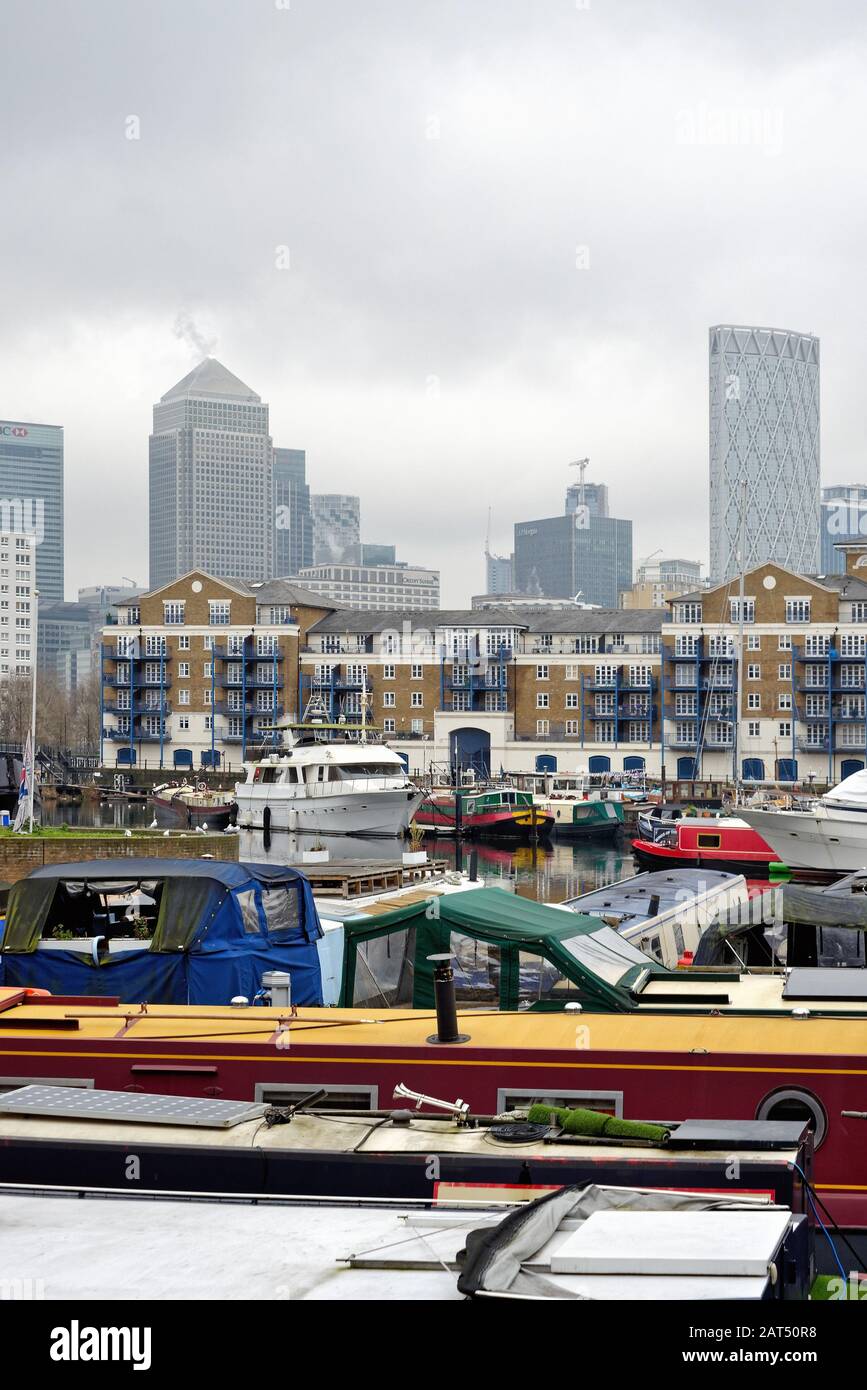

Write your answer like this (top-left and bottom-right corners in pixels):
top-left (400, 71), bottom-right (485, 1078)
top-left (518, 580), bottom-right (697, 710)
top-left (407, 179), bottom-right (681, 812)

top-left (709, 326), bottom-right (820, 582)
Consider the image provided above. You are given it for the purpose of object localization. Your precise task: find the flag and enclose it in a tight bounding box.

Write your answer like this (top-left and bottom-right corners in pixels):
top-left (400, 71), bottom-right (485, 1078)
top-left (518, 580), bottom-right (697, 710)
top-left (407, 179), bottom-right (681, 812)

top-left (12, 732), bottom-right (33, 832)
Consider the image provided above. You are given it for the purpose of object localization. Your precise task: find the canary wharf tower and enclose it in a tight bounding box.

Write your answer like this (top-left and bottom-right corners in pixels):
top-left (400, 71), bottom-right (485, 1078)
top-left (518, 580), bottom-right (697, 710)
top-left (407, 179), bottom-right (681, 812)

top-left (709, 326), bottom-right (820, 582)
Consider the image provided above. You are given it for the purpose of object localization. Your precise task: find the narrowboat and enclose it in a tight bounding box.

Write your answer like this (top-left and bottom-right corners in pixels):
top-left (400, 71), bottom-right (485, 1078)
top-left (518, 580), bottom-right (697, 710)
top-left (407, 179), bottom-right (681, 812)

top-left (0, 978), bottom-right (864, 1230)
top-left (631, 815), bottom-right (779, 874)
top-left (534, 794), bottom-right (624, 839)
top-left (415, 787), bottom-right (554, 841)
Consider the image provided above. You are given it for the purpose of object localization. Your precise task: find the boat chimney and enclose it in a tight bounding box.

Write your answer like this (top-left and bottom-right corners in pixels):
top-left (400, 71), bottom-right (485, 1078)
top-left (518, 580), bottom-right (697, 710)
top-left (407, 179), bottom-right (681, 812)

top-left (648, 893), bottom-right (660, 916)
top-left (426, 954), bottom-right (470, 1045)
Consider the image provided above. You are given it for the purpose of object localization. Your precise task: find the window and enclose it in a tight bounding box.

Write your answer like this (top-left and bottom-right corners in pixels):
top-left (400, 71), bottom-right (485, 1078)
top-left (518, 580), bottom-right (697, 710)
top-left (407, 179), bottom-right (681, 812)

top-left (779, 722), bottom-right (792, 738)
top-left (383, 664), bottom-right (395, 680)
top-left (675, 693), bottom-right (697, 716)
top-left (747, 693), bottom-right (760, 710)
top-left (383, 718), bottom-right (395, 733)
top-left (594, 664), bottom-right (618, 686)
top-left (536, 664), bottom-right (549, 680)
top-left (451, 691), bottom-right (470, 711)
top-left (778, 634), bottom-right (792, 651)
top-left (785, 598), bottom-right (811, 624)
top-left (178, 689), bottom-right (190, 706)
top-left (747, 664), bottom-right (760, 679)
top-left (852, 604), bottom-right (867, 623)
top-left (204, 662), bottom-right (212, 678)
top-left (178, 662), bottom-right (190, 678)
top-left (536, 719), bottom-right (549, 736)
top-left (565, 692), bottom-right (579, 708)
top-left (746, 634), bottom-right (761, 651)
top-left (178, 635), bottom-right (190, 650)
top-left (411, 692), bottom-right (423, 708)
top-left (209, 600), bottom-right (231, 626)
top-left (628, 665), bottom-right (652, 686)
top-left (537, 692), bottom-right (549, 709)
top-left (748, 721), bottom-right (760, 737)
top-left (675, 603), bottom-right (702, 623)
top-left (163, 601), bottom-right (185, 625)
top-left (778, 663), bottom-right (791, 681)
top-left (565, 719), bottom-right (580, 736)
top-left (383, 691), bottom-right (395, 707)
top-left (730, 598), bottom-right (755, 624)
top-left (565, 664), bottom-right (580, 680)
top-left (410, 718), bottom-right (424, 734)
top-left (778, 693), bottom-right (792, 710)
top-left (178, 716), bottom-right (189, 731)
top-left (411, 663), bottom-right (423, 679)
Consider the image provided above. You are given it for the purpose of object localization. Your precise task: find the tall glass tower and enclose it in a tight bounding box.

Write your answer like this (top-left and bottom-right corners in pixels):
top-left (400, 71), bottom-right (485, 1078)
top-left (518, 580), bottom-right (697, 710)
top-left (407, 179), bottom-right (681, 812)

top-left (273, 447), bottom-right (312, 576)
top-left (709, 326), bottom-right (820, 582)
top-left (0, 421), bottom-right (64, 600)
top-left (149, 359), bottom-right (272, 587)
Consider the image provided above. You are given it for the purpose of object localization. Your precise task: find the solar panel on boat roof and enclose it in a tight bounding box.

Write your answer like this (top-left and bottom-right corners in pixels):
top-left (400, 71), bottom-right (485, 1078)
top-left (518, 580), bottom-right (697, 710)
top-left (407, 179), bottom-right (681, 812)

top-left (783, 968), bottom-right (867, 1002)
top-left (0, 1086), bottom-right (267, 1129)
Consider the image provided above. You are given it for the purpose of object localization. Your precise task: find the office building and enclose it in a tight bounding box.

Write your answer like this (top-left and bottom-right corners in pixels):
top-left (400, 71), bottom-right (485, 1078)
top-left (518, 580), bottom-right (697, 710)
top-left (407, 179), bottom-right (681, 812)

top-left (514, 481), bottom-right (632, 607)
top-left (0, 420), bottom-right (64, 601)
top-left (361, 543), bottom-right (396, 566)
top-left (295, 562), bottom-right (439, 611)
top-left (621, 558), bottom-right (705, 609)
top-left (709, 325), bottom-right (820, 582)
top-left (274, 447), bottom-right (313, 577)
top-left (485, 551), bottom-right (514, 594)
top-left (37, 601), bottom-right (93, 691)
top-left (149, 358), bottom-right (272, 588)
top-left (0, 532), bottom-right (35, 677)
top-left (311, 493), bottom-right (361, 565)
top-left (820, 485), bottom-right (867, 575)
top-left (565, 481), bottom-right (609, 518)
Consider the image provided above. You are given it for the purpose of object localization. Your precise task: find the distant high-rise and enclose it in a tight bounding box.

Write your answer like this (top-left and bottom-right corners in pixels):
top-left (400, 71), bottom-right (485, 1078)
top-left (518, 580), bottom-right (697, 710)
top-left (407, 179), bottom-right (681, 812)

top-left (709, 326), bottom-right (820, 582)
top-left (361, 543), bottom-right (396, 566)
top-left (513, 477), bottom-right (632, 606)
top-left (0, 420), bottom-right (64, 600)
top-left (820, 485), bottom-right (867, 575)
top-left (149, 358), bottom-right (272, 588)
top-left (311, 493), bottom-right (361, 564)
top-left (485, 551), bottom-right (514, 594)
top-left (273, 447), bottom-right (312, 577)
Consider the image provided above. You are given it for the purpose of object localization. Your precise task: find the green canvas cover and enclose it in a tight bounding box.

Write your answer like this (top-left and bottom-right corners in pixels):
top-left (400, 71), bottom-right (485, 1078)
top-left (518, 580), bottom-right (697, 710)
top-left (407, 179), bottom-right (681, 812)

top-left (339, 887), bottom-right (673, 1012)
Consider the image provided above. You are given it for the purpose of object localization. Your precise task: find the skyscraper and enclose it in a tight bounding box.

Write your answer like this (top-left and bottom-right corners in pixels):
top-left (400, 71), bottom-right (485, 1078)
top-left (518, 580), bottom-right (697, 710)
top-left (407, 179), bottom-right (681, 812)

top-left (820, 485), bottom-right (867, 575)
top-left (0, 420), bottom-right (64, 600)
top-left (311, 493), bottom-right (361, 564)
top-left (149, 358), bottom-right (272, 587)
top-left (513, 480), bottom-right (632, 606)
top-left (273, 447), bottom-right (312, 577)
top-left (709, 326), bottom-right (820, 582)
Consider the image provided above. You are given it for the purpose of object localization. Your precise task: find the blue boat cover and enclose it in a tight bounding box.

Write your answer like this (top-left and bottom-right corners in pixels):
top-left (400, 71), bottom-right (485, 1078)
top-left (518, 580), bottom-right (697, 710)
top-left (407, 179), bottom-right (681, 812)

top-left (0, 859), bottom-right (323, 1007)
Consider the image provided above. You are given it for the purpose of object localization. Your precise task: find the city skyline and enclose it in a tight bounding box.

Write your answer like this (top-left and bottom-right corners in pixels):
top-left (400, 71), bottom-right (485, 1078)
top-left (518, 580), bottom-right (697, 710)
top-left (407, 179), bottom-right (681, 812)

top-left (5, 2), bottom-right (867, 605)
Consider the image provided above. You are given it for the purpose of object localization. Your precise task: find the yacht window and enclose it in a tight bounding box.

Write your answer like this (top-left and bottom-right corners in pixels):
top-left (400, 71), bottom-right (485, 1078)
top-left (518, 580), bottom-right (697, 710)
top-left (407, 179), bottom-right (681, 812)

top-left (449, 933), bottom-right (501, 1004)
top-left (255, 767), bottom-right (278, 784)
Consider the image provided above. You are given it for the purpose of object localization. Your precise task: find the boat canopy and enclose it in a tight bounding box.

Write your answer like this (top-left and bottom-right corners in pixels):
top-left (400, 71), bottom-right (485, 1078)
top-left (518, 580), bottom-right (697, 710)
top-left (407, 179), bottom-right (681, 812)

top-left (0, 859), bottom-right (323, 1006)
top-left (339, 887), bottom-right (673, 1012)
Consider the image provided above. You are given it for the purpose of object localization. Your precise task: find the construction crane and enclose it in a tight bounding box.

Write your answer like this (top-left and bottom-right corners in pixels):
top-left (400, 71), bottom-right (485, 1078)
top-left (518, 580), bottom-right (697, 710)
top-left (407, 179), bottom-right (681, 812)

top-left (569, 458), bottom-right (590, 511)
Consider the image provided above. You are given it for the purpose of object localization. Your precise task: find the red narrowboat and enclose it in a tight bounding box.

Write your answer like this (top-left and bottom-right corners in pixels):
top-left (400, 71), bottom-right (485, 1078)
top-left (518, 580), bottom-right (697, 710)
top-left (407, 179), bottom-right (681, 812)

top-left (632, 815), bottom-right (780, 874)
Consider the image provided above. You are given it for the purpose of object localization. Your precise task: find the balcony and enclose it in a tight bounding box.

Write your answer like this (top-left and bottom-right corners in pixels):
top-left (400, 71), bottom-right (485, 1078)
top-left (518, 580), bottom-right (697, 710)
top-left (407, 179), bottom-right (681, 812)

top-left (137, 673), bottom-right (172, 688)
top-left (211, 646), bottom-right (284, 662)
top-left (797, 738), bottom-right (830, 754)
top-left (792, 646), bottom-right (832, 662)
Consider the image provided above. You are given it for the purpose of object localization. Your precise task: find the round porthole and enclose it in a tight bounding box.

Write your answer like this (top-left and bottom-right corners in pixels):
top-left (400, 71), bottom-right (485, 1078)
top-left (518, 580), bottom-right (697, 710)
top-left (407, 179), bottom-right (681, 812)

top-left (191, 579), bottom-right (203, 593)
top-left (756, 1087), bottom-right (827, 1148)
top-left (763, 575), bottom-right (776, 590)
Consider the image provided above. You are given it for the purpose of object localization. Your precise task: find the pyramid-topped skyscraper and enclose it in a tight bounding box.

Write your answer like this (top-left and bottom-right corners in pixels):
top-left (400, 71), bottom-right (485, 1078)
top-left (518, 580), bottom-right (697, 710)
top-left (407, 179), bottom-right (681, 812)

top-left (149, 358), bottom-right (273, 587)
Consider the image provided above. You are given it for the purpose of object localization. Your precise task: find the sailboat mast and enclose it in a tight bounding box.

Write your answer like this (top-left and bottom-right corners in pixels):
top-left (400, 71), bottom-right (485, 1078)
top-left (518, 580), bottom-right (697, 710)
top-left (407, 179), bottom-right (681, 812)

top-left (734, 478), bottom-right (747, 789)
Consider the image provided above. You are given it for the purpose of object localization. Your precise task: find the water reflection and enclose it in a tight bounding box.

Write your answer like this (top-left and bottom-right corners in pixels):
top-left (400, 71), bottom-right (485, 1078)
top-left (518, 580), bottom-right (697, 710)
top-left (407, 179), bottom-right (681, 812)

top-left (40, 801), bottom-right (635, 904)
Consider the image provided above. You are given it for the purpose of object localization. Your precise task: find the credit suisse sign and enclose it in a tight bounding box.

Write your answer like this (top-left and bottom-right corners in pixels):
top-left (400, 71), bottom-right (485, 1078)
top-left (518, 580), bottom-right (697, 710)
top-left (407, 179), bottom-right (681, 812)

top-left (0, 425), bottom-right (29, 437)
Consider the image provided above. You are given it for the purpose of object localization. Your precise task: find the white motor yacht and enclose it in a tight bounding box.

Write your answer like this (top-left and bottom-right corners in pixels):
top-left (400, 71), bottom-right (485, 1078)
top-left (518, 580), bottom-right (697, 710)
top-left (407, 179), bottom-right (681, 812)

top-left (739, 768), bottom-right (867, 873)
top-left (234, 719), bottom-right (425, 837)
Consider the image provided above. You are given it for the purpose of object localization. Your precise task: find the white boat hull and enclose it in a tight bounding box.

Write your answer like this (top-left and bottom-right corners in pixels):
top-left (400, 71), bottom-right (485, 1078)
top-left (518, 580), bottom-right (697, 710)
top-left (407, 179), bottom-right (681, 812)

top-left (235, 786), bottom-right (425, 837)
top-left (738, 806), bottom-right (867, 873)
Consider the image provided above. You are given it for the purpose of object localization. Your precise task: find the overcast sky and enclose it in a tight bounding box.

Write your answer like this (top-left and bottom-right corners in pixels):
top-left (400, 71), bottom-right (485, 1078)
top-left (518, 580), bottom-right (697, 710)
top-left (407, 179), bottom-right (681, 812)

top-left (2, 0), bottom-right (867, 605)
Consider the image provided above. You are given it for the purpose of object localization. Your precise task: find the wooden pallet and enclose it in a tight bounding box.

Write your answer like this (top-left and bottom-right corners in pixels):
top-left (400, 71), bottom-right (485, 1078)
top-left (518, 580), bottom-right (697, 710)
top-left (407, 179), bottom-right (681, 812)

top-left (304, 858), bottom-right (450, 898)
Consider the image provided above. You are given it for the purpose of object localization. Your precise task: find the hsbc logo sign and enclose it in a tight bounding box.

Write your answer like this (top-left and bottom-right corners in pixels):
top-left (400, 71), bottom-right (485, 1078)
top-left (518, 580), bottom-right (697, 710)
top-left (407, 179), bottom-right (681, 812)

top-left (0, 425), bottom-right (28, 437)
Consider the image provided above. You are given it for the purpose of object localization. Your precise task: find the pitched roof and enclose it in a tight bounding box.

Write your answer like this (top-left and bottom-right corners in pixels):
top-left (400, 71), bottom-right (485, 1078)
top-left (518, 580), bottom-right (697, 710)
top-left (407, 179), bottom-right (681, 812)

top-left (161, 358), bottom-right (261, 403)
top-left (308, 606), bottom-right (664, 635)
